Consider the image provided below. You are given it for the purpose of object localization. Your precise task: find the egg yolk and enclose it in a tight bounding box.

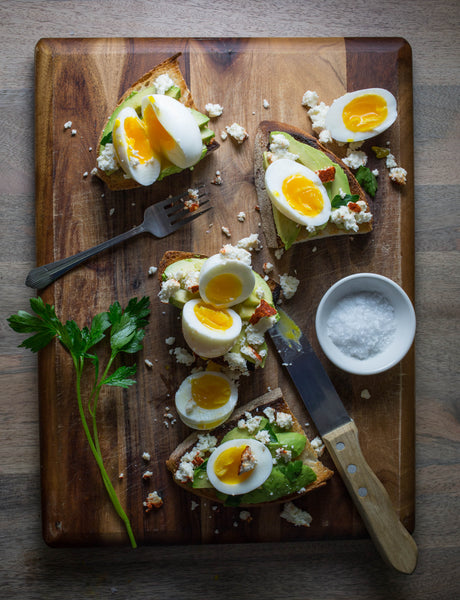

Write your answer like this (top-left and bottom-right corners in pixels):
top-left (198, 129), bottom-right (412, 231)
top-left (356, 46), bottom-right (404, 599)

top-left (205, 273), bottom-right (243, 306)
top-left (116, 116), bottom-right (155, 164)
top-left (213, 445), bottom-right (253, 485)
top-left (143, 100), bottom-right (176, 156)
top-left (342, 94), bottom-right (388, 132)
top-left (281, 174), bottom-right (324, 217)
top-left (191, 374), bottom-right (231, 409)
top-left (194, 302), bottom-right (233, 331)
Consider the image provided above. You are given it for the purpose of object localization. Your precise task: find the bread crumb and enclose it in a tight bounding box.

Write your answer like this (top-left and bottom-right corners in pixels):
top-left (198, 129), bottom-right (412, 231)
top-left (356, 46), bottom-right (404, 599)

top-left (221, 226), bottom-right (231, 237)
top-left (143, 491), bottom-right (163, 511)
top-left (280, 502), bottom-right (312, 527)
top-left (211, 170), bottom-right (223, 185)
top-left (142, 470), bottom-right (153, 479)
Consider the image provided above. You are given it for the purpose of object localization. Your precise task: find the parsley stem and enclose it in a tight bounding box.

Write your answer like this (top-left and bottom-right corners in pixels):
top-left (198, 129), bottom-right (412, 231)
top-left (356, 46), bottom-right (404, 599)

top-left (73, 354), bottom-right (137, 549)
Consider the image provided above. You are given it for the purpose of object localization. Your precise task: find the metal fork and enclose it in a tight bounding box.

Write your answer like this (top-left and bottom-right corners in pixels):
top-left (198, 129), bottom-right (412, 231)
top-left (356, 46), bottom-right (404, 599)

top-left (26, 186), bottom-right (211, 290)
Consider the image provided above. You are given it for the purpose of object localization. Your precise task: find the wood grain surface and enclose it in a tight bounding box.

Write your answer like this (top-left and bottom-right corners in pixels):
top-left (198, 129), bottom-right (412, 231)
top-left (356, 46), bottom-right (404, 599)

top-left (1, 1), bottom-right (459, 599)
top-left (34, 36), bottom-right (414, 547)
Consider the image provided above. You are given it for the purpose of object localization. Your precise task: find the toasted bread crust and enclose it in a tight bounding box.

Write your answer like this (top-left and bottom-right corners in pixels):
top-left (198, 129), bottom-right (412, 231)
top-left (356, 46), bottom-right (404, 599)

top-left (166, 387), bottom-right (334, 507)
top-left (254, 120), bottom-right (373, 248)
top-left (96, 53), bottom-right (217, 191)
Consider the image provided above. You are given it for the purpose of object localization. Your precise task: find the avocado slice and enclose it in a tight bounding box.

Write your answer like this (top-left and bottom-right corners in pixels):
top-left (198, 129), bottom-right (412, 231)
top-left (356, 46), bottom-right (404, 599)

top-left (268, 431), bottom-right (307, 458)
top-left (264, 132), bottom-right (352, 249)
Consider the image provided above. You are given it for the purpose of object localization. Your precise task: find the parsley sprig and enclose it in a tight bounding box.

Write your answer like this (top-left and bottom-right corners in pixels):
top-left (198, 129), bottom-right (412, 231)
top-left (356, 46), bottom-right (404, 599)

top-left (8, 296), bottom-right (150, 548)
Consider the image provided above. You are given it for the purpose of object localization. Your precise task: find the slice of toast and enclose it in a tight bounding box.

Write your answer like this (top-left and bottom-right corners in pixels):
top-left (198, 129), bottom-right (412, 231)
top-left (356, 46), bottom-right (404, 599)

top-left (254, 120), bottom-right (373, 249)
top-left (96, 53), bottom-right (218, 191)
top-left (166, 387), bottom-right (334, 506)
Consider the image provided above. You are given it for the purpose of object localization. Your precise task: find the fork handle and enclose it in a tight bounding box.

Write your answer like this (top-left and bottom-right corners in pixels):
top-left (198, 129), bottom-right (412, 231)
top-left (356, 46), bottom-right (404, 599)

top-left (25, 224), bottom-right (146, 289)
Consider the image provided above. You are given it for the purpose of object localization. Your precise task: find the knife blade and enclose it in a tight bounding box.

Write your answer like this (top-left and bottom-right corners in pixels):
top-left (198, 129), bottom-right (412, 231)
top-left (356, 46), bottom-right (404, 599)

top-left (269, 308), bottom-right (418, 574)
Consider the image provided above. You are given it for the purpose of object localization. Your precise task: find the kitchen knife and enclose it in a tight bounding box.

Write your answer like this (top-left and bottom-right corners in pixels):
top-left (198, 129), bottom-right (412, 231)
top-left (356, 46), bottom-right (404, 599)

top-left (269, 308), bottom-right (418, 574)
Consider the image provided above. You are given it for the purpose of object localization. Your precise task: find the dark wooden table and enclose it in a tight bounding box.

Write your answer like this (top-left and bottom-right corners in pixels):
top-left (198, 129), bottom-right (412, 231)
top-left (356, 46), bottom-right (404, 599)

top-left (1, 1), bottom-right (459, 598)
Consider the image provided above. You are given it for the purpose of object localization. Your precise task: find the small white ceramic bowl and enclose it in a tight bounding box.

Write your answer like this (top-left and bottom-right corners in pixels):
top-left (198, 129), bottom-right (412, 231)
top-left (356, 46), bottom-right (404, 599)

top-left (315, 273), bottom-right (416, 375)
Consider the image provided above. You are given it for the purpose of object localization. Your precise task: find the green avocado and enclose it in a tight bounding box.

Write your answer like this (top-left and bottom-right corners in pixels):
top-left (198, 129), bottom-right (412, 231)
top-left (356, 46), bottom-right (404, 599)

top-left (268, 431), bottom-right (307, 458)
top-left (264, 132), bottom-right (352, 250)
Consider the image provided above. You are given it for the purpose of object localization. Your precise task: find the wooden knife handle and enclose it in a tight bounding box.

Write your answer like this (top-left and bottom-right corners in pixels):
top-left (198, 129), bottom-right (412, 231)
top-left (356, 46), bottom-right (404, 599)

top-left (323, 420), bottom-right (418, 574)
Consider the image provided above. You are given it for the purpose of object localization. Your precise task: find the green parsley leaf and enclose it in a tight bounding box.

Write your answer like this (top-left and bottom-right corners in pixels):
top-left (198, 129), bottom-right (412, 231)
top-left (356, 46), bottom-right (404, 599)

top-left (262, 421), bottom-right (279, 443)
top-left (355, 165), bottom-right (378, 198)
top-left (7, 298), bottom-right (64, 352)
top-left (331, 193), bottom-right (360, 209)
top-left (101, 365), bottom-right (137, 388)
top-left (100, 131), bottom-right (113, 146)
top-left (278, 460), bottom-right (303, 483)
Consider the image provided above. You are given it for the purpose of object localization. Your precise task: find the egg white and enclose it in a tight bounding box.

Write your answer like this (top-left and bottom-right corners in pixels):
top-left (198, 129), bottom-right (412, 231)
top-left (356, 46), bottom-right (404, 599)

top-left (206, 438), bottom-right (273, 496)
top-left (265, 158), bottom-right (331, 228)
top-left (141, 94), bottom-right (203, 168)
top-left (199, 254), bottom-right (255, 308)
top-left (325, 87), bottom-right (397, 142)
top-left (175, 371), bottom-right (238, 430)
top-left (182, 299), bottom-right (242, 358)
top-left (112, 106), bottom-right (161, 185)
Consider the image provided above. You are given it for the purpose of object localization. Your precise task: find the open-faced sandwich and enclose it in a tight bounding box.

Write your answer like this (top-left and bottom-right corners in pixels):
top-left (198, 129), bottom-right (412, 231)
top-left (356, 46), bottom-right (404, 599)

top-left (96, 53), bottom-right (218, 191)
top-left (254, 120), bottom-right (373, 250)
top-left (157, 246), bottom-right (280, 376)
top-left (166, 387), bottom-right (334, 507)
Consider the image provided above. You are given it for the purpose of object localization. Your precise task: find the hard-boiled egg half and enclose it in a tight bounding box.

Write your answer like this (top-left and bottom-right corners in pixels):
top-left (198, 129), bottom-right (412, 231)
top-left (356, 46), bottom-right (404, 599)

top-left (199, 254), bottom-right (255, 308)
top-left (141, 94), bottom-right (203, 169)
top-left (206, 438), bottom-right (273, 495)
top-left (112, 107), bottom-right (161, 186)
top-left (325, 88), bottom-right (397, 143)
top-left (265, 158), bottom-right (331, 229)
top-left (175, 371), bottom-right (238, 430)
top-left (182, 299), bottom-right (242, 358)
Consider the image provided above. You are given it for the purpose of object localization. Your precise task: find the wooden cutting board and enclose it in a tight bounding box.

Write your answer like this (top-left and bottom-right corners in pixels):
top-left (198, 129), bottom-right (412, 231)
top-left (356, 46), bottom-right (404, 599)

top-left (34, 37), bottom-right (414, 546)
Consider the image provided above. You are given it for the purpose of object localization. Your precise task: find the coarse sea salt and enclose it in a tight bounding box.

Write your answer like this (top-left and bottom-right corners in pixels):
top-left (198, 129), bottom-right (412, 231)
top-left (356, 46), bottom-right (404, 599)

top-left (326, 291), bottom-right (396, 360)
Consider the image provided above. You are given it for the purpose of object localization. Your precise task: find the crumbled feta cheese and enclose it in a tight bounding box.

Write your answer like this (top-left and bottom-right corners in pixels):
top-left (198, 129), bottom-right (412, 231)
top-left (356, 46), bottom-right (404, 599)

top-left (191, 500), bottom-right (199, 511)
top-left (148, 265), bottom-right (158, 276)
top-left (276, 411), bottom-right (293, 429)
top-left (142, 452), bottom-right (151, 461)
top-left (263, 407), bottom-right (276, 423)
top-left (144, 359), bottom-right (153, 369)
top-left (237, 233), bottom-right (261, 252)
top-left (280, 502), bottom-right (312, 527)
top-left (220, 244), bottom-right (252, 265)
top-left (274, 248), bottom-right (284, 260)
top-left (97, 143), bottom-right (119, 172)
top-left (276, 447), bottom-right (292, 462)
top-left (307, 101), bottom-right (329, 132)
top-left (263, 262), bottom-right (274, 275)
top-left (165, 336), bottom-right (176, 346)
top-left (153, 74), bottom-right (175, 94)
top-left (372, 168), bottom-right (379, 176)
top-left (389, 167), bottom-right (407, 185)
top-left (109, 208), bottom-right (115, 216)
top-left (170, 347), bottom-right (195, 366)
top-left (318, 129), bottom-right (333, 144)
top-left (361, 388), bottom-right (371, 399)
top-left (90, 167), bottom-right (98, 176)
top-left (263, 99), bottom-right (270, 109)
top-left (220, 130), bottom-right (228, 141)
top-left (279, 274), bottom-right (300, 300)
top-left (221, 226), bottom-right (232, 237)
top-left (255, 430), bottom-right (271, 444)
top-left (158, 278), bottom-right (181, 303)
top-left (267, 133), bottom-right (299, 162)
top-left (143, 491), bottom-right (163, 511)
top-left (175, 434), bottom-right (218, 482)
top-left (71, 129), bottom-right (77, 136)
top-left (237, 211), bottom-right (246, 222)
top-left (330, 200), bottom-right (372, 232)
top-left (385, 153), bottom-right (398, 169)
top-left (310, 436), bottom-right (325, 456)
top-left (225, 122), bottom-right (249, 144)
top-left (64, 120), bottom-right (72, 129)
top-left (301, 90), bottom-right (319, 108)
top-left (205, 103), bottom-right (223, 118)
top-left (142, 470), bottom-right (153, 479)
top-left (211, 170), bottom-right (223, 185)
top-left (342, 149), bottom-right (368, 170)
top-left (82, 171), bottom-right (88, 178)
top-left (224, 351), bottom-right (249, 375)
top-left (238, 411), bottom-right (262, 434)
